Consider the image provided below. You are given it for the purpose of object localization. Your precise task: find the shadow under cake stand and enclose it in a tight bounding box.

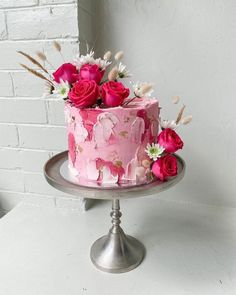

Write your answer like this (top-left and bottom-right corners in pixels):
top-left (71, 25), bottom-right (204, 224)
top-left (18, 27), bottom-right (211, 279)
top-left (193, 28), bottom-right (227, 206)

top-left (44, 151), bottom-right (185, 273)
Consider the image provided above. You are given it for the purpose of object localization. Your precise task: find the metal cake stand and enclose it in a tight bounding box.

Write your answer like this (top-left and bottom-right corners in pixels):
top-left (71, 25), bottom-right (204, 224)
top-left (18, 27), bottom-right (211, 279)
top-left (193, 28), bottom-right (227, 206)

top-left (44, 151), bottom-right (185, 273)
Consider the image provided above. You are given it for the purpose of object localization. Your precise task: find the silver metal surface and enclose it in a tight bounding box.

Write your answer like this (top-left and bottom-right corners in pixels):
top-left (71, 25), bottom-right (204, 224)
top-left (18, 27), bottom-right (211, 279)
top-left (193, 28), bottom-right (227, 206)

top-left (90, 199), bottom-right (145, 273)
top-left (44, 151), bottom-right (185, 200)
top-left (44, 151), bottom-right (185, 273)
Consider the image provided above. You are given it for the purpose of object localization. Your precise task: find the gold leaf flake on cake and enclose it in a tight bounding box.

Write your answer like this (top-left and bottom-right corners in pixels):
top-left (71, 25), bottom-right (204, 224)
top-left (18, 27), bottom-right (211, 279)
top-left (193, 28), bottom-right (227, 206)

top-left (108, 151), bottom-right (119, 162)
top-left (119, 131), bottom-right (128, 138)
top-left (76, 145), bottom-right (83, 153)
top-left (123, 116), bottom-right (130, 123)
top-left (142, 159), bottom-right (151, 168)
top-left (146, 170), bottom-right (154, 182)
top-left (114, 160), bottom-right (123, 167)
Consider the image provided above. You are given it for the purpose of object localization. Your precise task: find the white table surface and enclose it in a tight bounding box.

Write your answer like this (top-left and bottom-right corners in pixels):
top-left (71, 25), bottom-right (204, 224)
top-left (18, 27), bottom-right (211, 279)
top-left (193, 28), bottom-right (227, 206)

top-left (0, 197), bottom-right (235, 295)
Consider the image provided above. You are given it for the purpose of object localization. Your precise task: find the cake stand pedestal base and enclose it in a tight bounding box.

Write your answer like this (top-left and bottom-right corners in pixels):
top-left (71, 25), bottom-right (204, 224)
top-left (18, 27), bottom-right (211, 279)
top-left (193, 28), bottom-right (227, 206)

top-left (90, 199), bottom-right (145, 273)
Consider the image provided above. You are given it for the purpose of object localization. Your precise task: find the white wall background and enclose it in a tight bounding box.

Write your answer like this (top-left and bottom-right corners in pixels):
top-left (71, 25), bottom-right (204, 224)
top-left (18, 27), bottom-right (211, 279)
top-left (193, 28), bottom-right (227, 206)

top-left (0, 0), bottom-right (85, 214)
top-left (87, 0), bottom-right (236, 208)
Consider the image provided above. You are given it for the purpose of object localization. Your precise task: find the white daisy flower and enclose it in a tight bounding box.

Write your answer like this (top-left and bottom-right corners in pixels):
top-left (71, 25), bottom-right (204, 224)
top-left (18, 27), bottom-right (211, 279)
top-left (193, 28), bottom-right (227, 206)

top-left (145, 143), bottom-right (165, 161)
top-left (73, 51), bottom-right (96, 69)
top-left (132, 81), bottom-right (154, 97)
top-left (117, 62), bottom-right (131, 78)
top-left (160, 118), bottom-right (179, 130)
top-left (53, 80), bottom-right (70, 99)
top-left (74, 51), bottom-right (111, 70)
top-left (94, 57), bottom-right (111, 70)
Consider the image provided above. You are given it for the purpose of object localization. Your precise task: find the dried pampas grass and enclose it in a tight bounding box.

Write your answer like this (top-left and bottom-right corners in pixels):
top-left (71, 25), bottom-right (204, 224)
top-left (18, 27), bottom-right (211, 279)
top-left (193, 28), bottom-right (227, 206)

top-left (172, 95), bottom-right (180, 104)
top-left (114, 51), bottom-right (124, 60)
top-left (17, 51), bottom-right (48, 74)
top-left (140, 83), bottom-right (153, 96)
top-left (181, 115), bottom-right (192, 125)
top-left (53, 40), bottom-right (61, 52)
top-left (36, 51), bottom-right (47, 61)
top-left (108, 67), bottom-right (118, 81)
top-left (20, 63), bottom-right (53, 84)
top-left (176, 105), bottom-right (186, 124)
top-left (103, 51), bottom-right (112, 60)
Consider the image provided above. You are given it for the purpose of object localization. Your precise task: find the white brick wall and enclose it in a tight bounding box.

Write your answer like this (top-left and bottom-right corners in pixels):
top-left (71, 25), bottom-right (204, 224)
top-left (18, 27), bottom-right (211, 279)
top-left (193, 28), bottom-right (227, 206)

top-left (0, 0), bottom-right (82, 213)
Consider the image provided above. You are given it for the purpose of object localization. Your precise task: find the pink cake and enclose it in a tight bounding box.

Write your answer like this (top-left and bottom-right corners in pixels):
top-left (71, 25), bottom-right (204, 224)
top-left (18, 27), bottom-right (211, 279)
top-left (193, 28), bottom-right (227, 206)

top-left (65, 98), bottom-right (159, 185)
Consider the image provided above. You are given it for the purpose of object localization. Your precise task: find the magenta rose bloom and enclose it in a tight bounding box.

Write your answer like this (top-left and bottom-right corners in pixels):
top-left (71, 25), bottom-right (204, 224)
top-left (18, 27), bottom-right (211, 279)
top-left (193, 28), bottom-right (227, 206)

top-left (68, 79), bottom-right (99, 108)
top-left (68, 133), bottom-right (76, 165)
top-left (79, 64), bottom-right (104, 84)
top-left (53, 63), bottom-right (79, 84)
top-left (157, 128), bottom-right (184, 153)
top-left (152, 154), bottom-right (178, 181)
top-left (101, 81), bottom-right (130, 107)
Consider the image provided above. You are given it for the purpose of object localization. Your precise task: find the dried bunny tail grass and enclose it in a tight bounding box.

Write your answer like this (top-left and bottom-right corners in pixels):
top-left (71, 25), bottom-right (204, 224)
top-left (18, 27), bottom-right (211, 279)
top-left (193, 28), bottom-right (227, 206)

top-left (176, 105), bottom-right (186, 124)
top-left (108, 66), bottom-right (118, 81)
top-left (181, 115), bottom-right (192, 125)
top-left (17, 51), bottom-right (49, 74)
top-left (140, 83), bottom-right (153, 95)
top-left (53, 41), bottom-right (65, 61)
top-left (172, 95), bottom-right (180, 104)
top-left (103, 51), bottom-right (112, 60)
top-left (36, 51), bottom-right (55, 69)
top-left (20, 63), bottom-right (53, 84)
top-left (114, 51), bottom-right (124, 60)
top-left (36, 51), bottom-right (46, 61)
top-left (53, 40), bottom-right (61, 52)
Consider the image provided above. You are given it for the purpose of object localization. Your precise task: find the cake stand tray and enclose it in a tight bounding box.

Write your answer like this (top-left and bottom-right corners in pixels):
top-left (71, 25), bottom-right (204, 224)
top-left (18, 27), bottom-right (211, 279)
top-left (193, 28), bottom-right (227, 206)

top-left (44, 151), bottom-right (185, 273)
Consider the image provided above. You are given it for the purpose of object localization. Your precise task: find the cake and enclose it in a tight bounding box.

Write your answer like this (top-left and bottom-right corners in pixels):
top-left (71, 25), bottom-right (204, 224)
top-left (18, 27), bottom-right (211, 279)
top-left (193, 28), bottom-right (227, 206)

top-left (65, 97), bottom-right (159, 185)
top-left (19, 45), bottom-right (190, 186)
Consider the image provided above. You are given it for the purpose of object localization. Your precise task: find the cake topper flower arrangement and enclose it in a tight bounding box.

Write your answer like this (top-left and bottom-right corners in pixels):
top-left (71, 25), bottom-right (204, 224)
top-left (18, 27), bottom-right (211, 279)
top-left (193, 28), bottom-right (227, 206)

top-left (18, 42), bottom-right (192, 183)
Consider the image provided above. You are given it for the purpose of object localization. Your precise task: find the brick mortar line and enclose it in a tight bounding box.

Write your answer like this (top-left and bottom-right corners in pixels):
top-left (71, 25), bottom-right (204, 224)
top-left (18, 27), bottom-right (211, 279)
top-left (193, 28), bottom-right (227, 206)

top-left (0, 97), bottom-right (63, 102)
top-left (8, 72), bottom-right (15, 96)
top-left (0, 146), bottom-right (61, 153)
top-left (0, 38), bottom-right (78, 43)
top-left (0, 2), bottom-right (77, 12)
top-left (0, 123), bottom-right (65, 128)
top-left (3, 10), bottom-right (8, 39)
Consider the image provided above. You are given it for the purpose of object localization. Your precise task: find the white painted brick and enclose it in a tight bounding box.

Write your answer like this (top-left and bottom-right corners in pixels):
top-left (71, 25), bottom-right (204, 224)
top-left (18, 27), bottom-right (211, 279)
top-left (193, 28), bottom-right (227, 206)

top-left (0, 72), bottom-right (14, 97)
top-left (43, 40), bottom-right (79, 70)
top-left (18, 125), bottom-right (66, 150)
top-left (7, 5), bottom-right (78, 40)
top-left (20, 150), bottom-right (52, 172)
top-left (47, 99), bottom-right (65, 125)
top-left (0, 170), bottom-right (24, 192)
top-left (0, 11), bottom-right (7, 40)
top-left (0, 40), bottom-right (78, 71)
top-left (0, 191), bottom-right (23, 211)
top-left (0, 148), bottom-right (21, 169)
top-left (0, 0), bottom-right (38, 8)
top-left (11, 71), bottom-right (45, 97)
top-left (0, 125), bottom-right (18, 147)
top-left (24, 172), bottom-right (72, 197)
top-left (0, 99), bottom-right (47, 124)
top-left (40, 0), bottom-right (76, 4)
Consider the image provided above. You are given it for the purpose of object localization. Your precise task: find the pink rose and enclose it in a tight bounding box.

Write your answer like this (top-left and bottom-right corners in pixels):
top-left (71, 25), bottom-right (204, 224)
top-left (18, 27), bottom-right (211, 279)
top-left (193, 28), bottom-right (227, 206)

top-left (53, 63), bottom-right (79, 84)
top-left (157, 128), bottom-right (184, 153)
top-left (79, 64), bottom-right (104, 84)
top-left (152, 154), bottom-right (178, 181)
top-left (101, 81), bottom-right (130, 107)
top-left (68, 79), bottom-right (99, 108)
top-left (68, 133), bottom-right (76, 165)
